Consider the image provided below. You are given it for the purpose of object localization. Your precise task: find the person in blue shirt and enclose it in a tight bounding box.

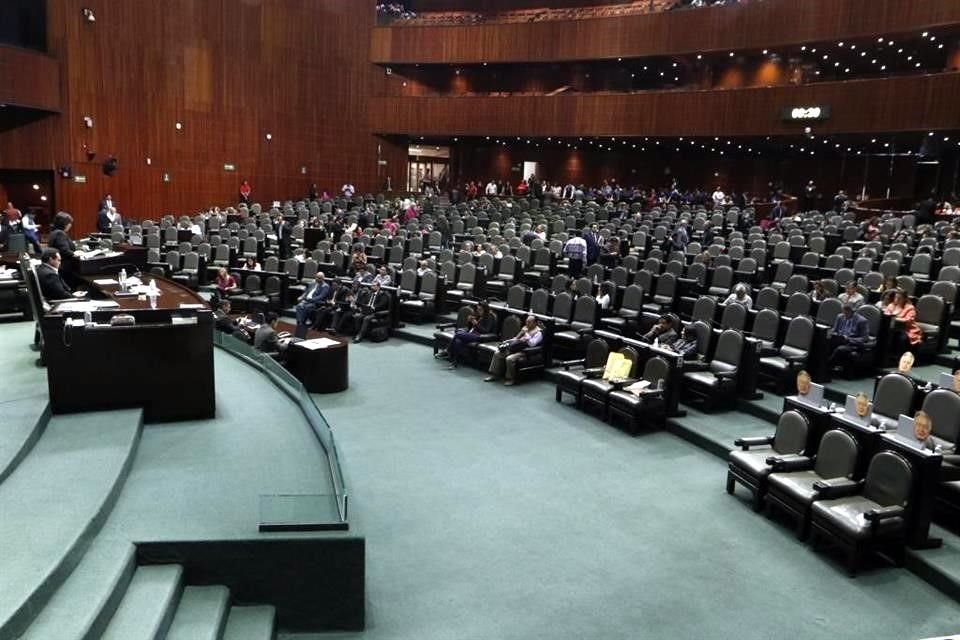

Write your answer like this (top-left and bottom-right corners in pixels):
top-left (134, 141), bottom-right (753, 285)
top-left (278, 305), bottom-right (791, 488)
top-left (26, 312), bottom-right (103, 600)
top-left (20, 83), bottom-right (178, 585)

top-left (827, 304), bottom-right (869, 377)
top-left (294, 271), bottom-right (331, 338)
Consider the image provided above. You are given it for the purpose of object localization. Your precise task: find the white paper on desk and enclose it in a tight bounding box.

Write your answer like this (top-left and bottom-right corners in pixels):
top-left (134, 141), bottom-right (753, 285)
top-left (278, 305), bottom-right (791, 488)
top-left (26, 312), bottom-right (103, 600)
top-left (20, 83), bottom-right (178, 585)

top-left (54, 300), bottom-right (120, 312)
top-left (297, 337), bottom-right (340, 350)
top-left (93, 278), bottom-right (118, 285)
top-left (179, 303), bottom-right (205, 309)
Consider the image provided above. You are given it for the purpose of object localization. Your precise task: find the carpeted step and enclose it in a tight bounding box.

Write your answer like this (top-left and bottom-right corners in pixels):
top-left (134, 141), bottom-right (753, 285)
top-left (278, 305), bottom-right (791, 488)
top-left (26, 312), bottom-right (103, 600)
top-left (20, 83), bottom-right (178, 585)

top-left (18, 538), bottom-right (136, 640)
top-left (223, 605), bottom-right (277, 640)
top-left (0, 409), bottom-right (143, 638)
top-left (100, 564), bottom-right (183, 640)
top-left (166, 585), bottom-right (231, 640)
top-left (667, 405), bottom-right (773, 460)
top-left (0, 397), bottom-right (48, 484)
top-left (905, 525), bottom-right (960, 603)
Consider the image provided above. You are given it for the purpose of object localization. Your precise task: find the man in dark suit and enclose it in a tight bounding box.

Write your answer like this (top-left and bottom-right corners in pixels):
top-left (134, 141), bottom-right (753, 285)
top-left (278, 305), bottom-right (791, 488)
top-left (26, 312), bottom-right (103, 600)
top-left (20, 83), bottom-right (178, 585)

top-left (277, 216), bottom-right (293, 260)
top-left (827, 304), bottom-right (869, 377)
top-left (254, 312), bottom-right (280, 353)
top-left (294, 271), bottom-right (331, 338)
top-left (96, 208), bottom-right (112, 233)
top-left (37, 249), bottom-right (75, 301)
top-left (353, 281), bottom-right (390, 343)
top-left (584, 224), bottom-right (602, 265)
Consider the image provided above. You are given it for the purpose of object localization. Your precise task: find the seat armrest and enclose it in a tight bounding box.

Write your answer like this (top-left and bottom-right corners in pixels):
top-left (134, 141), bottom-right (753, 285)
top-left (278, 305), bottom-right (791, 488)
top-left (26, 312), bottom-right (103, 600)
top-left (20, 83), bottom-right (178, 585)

top-left (608, 377), bottom-right (639, 390)
top-left (576, 326), bottom-right (595, 335)
top-left (435, 321), bottom-right (456, 329)
top-left (583, 367), bottom-right (605, 378)
top-left (784, 353), bottom-right (808, 364)
top-left (864, 504), bottom-right (905, 522)
top-left (734, 435), bottom-right (775, 450)
top-left (812, 477), bottom-right (862, 499)
top-left (767, 455), bottom-right (813, 472)
top-left (475, 332), bottom-right (498, 342)
top-left (553, 321), bottom-right (573, 332)
top-left (715, 370), bottom-right (739, 380)
top-left (560, 358), bottom-right (586, 370)
top-left (521, 345), bottom-right (543, 356)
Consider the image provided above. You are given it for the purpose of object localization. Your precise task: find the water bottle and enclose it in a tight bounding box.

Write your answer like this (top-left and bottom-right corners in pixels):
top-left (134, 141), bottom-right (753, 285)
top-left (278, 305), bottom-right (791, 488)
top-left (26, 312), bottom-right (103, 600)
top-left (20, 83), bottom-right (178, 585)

top-left (119, 268), bottom-right (127, 292)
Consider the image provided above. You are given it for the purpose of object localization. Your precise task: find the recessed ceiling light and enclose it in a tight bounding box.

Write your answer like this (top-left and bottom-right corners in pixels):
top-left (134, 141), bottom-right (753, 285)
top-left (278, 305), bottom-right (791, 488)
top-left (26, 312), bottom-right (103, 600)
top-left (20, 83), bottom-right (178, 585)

top-left (729, 52), bottom-right (734, 57)
top-left (877, 37), bottom-right (884, 42)
top-left (939, 44), bottom-right (944, 49)
top-left (922, 31), bottom-right (929, 37)
top-left (930, 36), bottom-right (936, 41)
top-left (916, 62), bottom-right (921, 67)
top-left (175, 122), bottom-right (183, 130)
top-left (762, 49), bottom-right (768, 54)
top-left (837, 42), bottom-right (844, 47)
top-left (850, 44), bottom-right (856, 50)
top-left (696, 54), bottom-right (702, 60)
top-left (801, 45), bottom-right (807, 51)
top-left (880, 65), bottom-right (886, 70)
top-left (811, 47), bottom-right (817, 53)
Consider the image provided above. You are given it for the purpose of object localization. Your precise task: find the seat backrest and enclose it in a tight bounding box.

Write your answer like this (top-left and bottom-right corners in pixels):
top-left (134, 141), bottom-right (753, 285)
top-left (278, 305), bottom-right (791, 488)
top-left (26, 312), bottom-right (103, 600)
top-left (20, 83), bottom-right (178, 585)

top-left (773, 261), bottom-right (793, 283)
top-left (420, 271), bottom-right (437, 295)
top-left (552, 292), bottom-right (574, 320)
top-left (816, 297), bottom-right (842, 326)
top-left (711, 329), bottom-right (743, 371)
top-left (720, 302), bottom-right (746, 330)
top-left (500, 314), bottom-right (522, 339)
top-left (784, 274), bottom-right (808, 296)
top-left (754, 287), bottom-right (779, 311)
top-left (585, 338), bottom-right (610, 368)
top-left (691, 296), bottom-right (716, 324)
top-left (621, 284), bottom-right (643, 311)
top-left (458, 262), bottom-right (476, 284)
top-left (873, 373), bottom-right (915, 419)
top-left (656, 272), bottom-right (676, 296)
top-left (530, 289), bottom-right (550, 315)
top-left (915, 294), bottom-right (944, 324)
top-left (922, 388), bottom-right (960, 445)
top-left (930, 281), bottom-right (957, 306)
top-left (784, 292), bottom-right (811, 317)
top-left (620, 347), bottom-right (640, 377)
top-left (752, 308), bottom-right (779, 341)
top-left (783, 315), bottom-right (814, 351)
top-left (506, 284), bottom-right (527, 309)
top-left (574, 277), bottom-right (593, 297)
top-left (815, 429), bottom-right (859, 479)
top-left (572, 295), bottom-right (597, 325)
top-left (245, 274), bottom-right (261, 292)
top-left (862, 451), bottom-right (913, 507)
top-left (642, 356), bottom-right (670, 388)
top-left (773, 410), bottom-right (809, 455)
top-left (691, 320), bottom-right (712, 356)
top-left (712, 265), bottom-right (733, 289)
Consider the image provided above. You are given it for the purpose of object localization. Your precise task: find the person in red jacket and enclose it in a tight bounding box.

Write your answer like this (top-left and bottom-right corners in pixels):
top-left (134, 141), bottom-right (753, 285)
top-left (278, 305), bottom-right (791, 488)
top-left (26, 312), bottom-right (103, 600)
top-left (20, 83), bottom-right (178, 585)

top-left (516, 180), bottom-right (529, 196)
top-left (239, 180), bottom-right (252, 204)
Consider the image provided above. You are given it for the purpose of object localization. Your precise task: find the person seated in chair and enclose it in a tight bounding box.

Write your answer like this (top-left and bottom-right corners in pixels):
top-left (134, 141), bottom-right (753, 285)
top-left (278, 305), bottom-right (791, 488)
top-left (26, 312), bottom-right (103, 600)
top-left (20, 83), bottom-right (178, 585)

top-left (254, 312), bottom-right (280, 353)
top-left (838, 281), bottom-right (864, 309)
top-left (316, 281), bottom-right (349, 331)
top-left (444, 301), bottom-right (497, 369)
top-left (294, 271), bottom-right (331, 338)
top-left (827, 303), bottom-right (869, 377)
top-left (37, 249), bottom-right (78, 301)
top-left (640, 314), bottom-right (678, 346)
top-left (353, 281), bottom-right (390, 343)
top-left (485, 315), bottom-right (543, 386)
top-left (331, 284), bottom-right (364, 335)
top-left (666, 323), bottom-right (702, 361)
top-left (722, 284), bottom-right (753, 310)
top-left (213, 299), bottom-right (237, 334)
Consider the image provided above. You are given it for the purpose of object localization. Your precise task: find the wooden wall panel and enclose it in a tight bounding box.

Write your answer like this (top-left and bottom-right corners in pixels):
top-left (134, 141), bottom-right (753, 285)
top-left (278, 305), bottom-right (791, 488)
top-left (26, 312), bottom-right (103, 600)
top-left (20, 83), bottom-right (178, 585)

top-left (0, 0), bottom-right (406, 236)
top-left (369, 73), bottom-right (960, 137)
top-left (410, 0), bottom-right (626, 10)
top-left (372, 0), bottom-right (960, 63)
top-left (0, 45), bottom-right (61, 111)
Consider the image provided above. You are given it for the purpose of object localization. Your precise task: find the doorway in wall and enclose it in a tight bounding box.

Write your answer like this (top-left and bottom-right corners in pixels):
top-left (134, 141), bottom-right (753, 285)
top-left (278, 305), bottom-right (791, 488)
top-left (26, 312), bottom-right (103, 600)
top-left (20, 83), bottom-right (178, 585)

top-left (407, 145), bottom-right (450, 193)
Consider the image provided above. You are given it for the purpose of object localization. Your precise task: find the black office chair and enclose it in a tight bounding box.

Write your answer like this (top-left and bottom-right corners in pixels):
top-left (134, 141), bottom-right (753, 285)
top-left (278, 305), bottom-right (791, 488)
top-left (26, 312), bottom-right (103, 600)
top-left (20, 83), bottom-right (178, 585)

top-left (727, 410), bottom-right (809, 511)
top-left (555, 338), bottom-right (610, 407)
top-left (607, 356), bottom-right (671, 434)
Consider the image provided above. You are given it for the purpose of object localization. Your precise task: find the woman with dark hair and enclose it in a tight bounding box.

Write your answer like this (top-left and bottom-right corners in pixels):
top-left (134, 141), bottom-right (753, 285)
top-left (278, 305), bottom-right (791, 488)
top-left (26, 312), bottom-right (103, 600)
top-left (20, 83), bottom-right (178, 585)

top-left (48, 212), bottom-right (77, 284)
top-left (883, 288), bottom-right (922, 354)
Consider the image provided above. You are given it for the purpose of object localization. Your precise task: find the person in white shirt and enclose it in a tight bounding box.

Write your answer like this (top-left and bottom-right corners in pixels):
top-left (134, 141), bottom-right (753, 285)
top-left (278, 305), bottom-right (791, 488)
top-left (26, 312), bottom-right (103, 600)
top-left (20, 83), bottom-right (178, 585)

top-left (712, 187), bottom-right (726, 208)
top-left (838, 282), bottom-right (865, 309)
top-left (722, 284), bottom-right (753, 309)
top-left (341, 183), bottom-right (355, 198)
top-left (597, 283), bottom-right (613, 311)
top-left (485, 180), bottom-right (498, 196)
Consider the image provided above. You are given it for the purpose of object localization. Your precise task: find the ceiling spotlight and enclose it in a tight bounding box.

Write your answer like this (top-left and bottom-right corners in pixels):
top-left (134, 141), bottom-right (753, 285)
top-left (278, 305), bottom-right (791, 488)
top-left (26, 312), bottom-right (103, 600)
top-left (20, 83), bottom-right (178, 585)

top-left (871, 59), bottom-right (877, 64)
top-left (844, 67), bottom-right (850, 73)
top-left (916, 62), bottom-right (921, 67)
top-left (922, 31), bottom-right (929, 37)
top-left (32, 184), bottom-right (39, 190)
top-left (877, 37), bottom-right (884, 43)
top-left (861, 52), bottom-right (866, 57)
top-left (881, 65), bottom-right (886, 70)
top-left (265, 133), bottom-right (272, 141)
top-left (81, 7), bottom-right (95, 22)
top-left (930, 36), bottom-right (937, 41)
top-left (834, 61), bottom-right (839, 67)
top-left (811, 48), bottom-right (817, 53)
top-left (929, 132), bottom-right (935, 136)
top-left (175, 122), bottom-right (183, 130)
top-left (907, 56), bottom-right (913, 60)
top-left (822, 54), bottom-right (829, 59)
top-left (82, 115), bottom-right (94, 128)
top-left (837, 42), bottom-right (844, 47)
top-left (801, 45), bottom-right (807, 51)
top-left (898, 48), bottom-right (903, 53)
top-left (945, 137), bottom-right (950, 142)
top-left (40, 195), bottom-right (48, 202)
top-left (850, 44), bottom-right (856, 50)
top-left (728, 52), bottom-right (734, 57)
top-left (672, 62), bottom-right (678, 67)
top-left (939, 44), bottom-right (944, 49)
top-left (762, 49), bottom-right (768, 55)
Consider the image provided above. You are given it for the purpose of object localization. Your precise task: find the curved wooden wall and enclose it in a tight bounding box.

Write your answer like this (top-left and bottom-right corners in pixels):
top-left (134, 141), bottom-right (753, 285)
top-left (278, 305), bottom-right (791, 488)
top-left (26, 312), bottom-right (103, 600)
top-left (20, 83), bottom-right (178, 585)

top-left (372, 0), bottom-right (960, 64)
top-left (0, 45), bottom-right (60, 112)
top-left (369, 73), bottom-right (960, 137)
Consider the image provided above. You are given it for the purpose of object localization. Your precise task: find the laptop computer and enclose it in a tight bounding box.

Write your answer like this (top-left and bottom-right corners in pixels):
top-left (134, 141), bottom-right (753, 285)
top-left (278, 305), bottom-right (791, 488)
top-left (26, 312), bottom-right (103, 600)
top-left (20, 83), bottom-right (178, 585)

top-left (796, 382), bottom-right (824, 408)
top-left (843, 395), bottom-right (872, 425)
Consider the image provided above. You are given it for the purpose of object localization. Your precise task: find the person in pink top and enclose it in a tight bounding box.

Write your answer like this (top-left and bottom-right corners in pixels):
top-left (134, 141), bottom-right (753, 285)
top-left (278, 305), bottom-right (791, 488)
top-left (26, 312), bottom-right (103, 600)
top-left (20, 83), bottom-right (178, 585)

top-left (883, 288), bottom-right (922, 355)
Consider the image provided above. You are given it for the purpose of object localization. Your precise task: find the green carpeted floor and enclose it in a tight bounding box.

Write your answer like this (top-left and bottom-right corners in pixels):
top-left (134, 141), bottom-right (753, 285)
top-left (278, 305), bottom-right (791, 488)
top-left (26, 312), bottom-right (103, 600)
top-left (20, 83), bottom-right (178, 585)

top-left (293, 339), bottom-right (960, 640)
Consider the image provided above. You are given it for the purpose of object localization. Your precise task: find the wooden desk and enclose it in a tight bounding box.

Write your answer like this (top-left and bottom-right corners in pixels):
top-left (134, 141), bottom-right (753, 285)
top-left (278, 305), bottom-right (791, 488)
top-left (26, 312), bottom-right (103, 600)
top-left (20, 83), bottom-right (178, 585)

top-left (80, 273), bottom-right (208, 311)
top-left (73, 246), bottom-right (147, 276)
top-left (285, 334), bottom-right (349, 394)
top-left (43, 275), bottom-right (215, 422)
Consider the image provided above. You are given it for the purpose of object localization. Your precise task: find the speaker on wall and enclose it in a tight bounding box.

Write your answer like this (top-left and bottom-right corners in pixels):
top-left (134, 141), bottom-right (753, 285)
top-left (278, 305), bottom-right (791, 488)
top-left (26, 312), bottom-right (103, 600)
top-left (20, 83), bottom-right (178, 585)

top-left (102, 156), bottom-right (118, 176)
